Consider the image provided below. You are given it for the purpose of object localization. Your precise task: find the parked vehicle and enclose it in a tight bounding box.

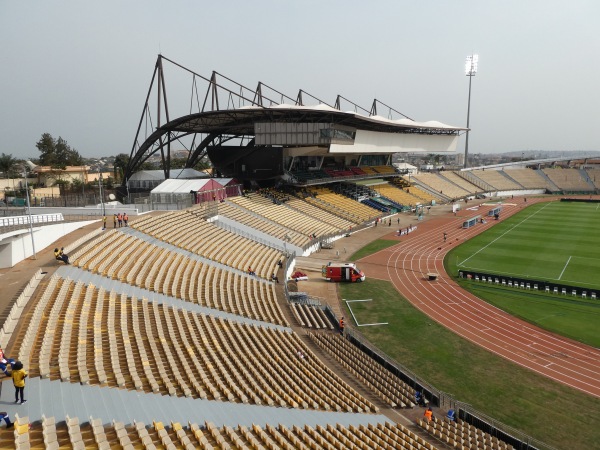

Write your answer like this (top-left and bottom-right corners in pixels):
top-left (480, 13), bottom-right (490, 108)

top-left (321, 262), bottom-right (365, 282)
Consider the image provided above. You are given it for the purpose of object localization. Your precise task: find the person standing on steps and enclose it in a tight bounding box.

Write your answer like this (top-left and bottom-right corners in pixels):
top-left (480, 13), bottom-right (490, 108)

top-left (339, 317), bottom-right (344, 335)
top-left (10, 361), bottom-right (27, 404)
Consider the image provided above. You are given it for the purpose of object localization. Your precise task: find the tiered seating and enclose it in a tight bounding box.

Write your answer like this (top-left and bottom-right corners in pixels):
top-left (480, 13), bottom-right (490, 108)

top-left (438, 171), bottom-right (481, 194)
top-left (418, 417), bottom-right (514, 449)
top-left (370, 165), bottom-right (397, 175)
top-left (542, 168), bottom-right (594, 191)
top-left (7, 416), bottom-right (435, 449)
top-left (291, 303), bottom-right (334, 330)
top-left (470, 170), bottom-right (522, 190)
top-left (17, 280), bottom-right (374, 412)
top-left (360, 166), bottom-right (378, 175)
top-left (285, 197), bottom-right (357, 229)
top-left (350, 166), bottom-right (367, 176)
top-left (410, 173), bottom-right (470, 199)
top-left (498, 169), bottom-right (554, 190)
top-left (324, 167), bottom-right (355, 178)
top-left (129, 211), bottom-right (281, 279)
top-left (290, 169), bottom-right (330, 182)
top-left (309, 333), bottom-right (416, 409)
top-left (228, 193), bottom-right (344, 237)
top-left (71, 233), bottom-right (286, 325)
top-left (585, 169), bottom-right (600, 189)
top-left (373, 184), bottom-right (425, 208)
top-left (308, 187), bottom-right (379, 222)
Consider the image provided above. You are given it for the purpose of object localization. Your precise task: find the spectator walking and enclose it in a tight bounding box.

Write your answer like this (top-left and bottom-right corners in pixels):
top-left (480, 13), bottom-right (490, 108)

top-left (339, 317), bottom-right (344, 335)
top-left (443, 232), bottom-right (447, 242)
top-left (10, 361), bottom-right (27, 404)
top-left (113, 214), bottom-right (117, 228)
top-left (102, 215), bottom-right (107, 230)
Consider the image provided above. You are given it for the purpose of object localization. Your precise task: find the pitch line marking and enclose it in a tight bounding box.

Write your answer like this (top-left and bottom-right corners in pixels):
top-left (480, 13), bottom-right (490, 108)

top-left (458, 202), bottom-right (552, 267)
top-left (558, 256), bottom-right (572, 281)
top-left (344, 299), bottom-right (389, 327)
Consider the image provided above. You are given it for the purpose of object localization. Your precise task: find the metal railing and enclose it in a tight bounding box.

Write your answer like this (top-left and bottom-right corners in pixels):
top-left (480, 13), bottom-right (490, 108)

top-left (0, 214), bottom-right (101, 235)
top-left (324, 306), bottom-right (555, 450)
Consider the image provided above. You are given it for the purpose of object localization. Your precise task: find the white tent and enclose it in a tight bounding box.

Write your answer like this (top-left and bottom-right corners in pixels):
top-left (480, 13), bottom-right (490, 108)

top-left (128, 169), bottom-right (207, 189)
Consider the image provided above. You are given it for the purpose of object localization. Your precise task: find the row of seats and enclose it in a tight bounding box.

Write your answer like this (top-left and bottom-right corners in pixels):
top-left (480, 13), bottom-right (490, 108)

top-left (228, 193), bottom-right (344, 238)
top-left (373, 184), bottom-right (426, 208)
top-left (308, 187), bottom-right (379, 222)
top-left (586, 168), bottom-right (600, 188)
top-left (500, 169), bottom-right (555, 190)
top-left (468, 275), bottom-right (597, 299)
top-left (309, 332), bottom-right (416, 409)
top-left (70, 230), bottom-right (286, 325)
top-left (542, 168), bottom-right (595, 191)
top-left (436, 172), bottom-right (481, 194)
top-left (291, 303), bottom-right (334, 330)
top-left (410, 173), bottom-right (471, 199)
top-left (216, 202), bottom-right (311, 247)
top-left (470, 170), bottom-right (522, 191)
top-left (418, 417), bottom-right (514, 450)
top-left (130, 211), bottom-right (281, 279)
top-left (285, 197), bottom-right (358, 229)
top-left (9, 414), bottom-right (438, 450)
top-left (16, 278), bottom-right (373, 411)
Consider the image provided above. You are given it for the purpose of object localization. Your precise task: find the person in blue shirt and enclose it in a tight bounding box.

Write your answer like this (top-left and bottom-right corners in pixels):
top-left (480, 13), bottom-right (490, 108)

top-left (447, 409), bottom-right (456, 422)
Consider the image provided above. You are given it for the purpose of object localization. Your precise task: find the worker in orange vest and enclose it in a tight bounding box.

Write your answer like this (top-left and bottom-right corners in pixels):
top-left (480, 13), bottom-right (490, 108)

top-left (424, 407), bottom-right (433, 422)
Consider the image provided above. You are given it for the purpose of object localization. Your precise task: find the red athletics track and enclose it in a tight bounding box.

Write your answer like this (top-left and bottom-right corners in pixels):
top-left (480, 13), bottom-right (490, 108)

top-left (358, 197), bottom-right (600, 398)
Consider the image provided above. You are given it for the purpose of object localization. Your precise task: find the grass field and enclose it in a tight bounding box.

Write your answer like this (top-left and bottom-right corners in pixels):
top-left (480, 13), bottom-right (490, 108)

top-left (339, 278), bottom-right (600, 450)
top-left (445, 201), bottom-right (600, 346)
top-left (448, 201), bottom-right (600, 291)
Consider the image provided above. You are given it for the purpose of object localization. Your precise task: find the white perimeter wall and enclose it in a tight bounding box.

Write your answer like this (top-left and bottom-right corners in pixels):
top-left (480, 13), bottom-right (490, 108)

top-left (0, 220), bottom-right (97, 268)
top-left (330, 130), bottom-right (459, 154)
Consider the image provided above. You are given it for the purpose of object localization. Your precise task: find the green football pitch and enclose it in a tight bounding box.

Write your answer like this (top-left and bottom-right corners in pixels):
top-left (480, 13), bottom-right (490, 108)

top-left (449, 201), bottom-right (600, 291)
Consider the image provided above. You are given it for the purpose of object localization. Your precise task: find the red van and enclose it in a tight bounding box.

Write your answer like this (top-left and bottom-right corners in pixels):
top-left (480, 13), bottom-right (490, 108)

top-left (322, 262), bottom-right (366, 282)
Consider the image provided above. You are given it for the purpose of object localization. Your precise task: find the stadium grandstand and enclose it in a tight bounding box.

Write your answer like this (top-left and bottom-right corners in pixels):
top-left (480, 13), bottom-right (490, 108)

top-left (3, 55), bottom-right (598, 449)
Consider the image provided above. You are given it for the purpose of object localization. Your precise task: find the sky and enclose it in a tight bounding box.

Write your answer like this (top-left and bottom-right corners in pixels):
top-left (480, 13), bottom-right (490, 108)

top-left (2, 0), bottom-right (599, 159)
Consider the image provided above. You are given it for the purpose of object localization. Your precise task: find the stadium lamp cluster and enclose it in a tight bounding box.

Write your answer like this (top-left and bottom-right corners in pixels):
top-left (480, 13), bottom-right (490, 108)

top-left (465, 54), bottom-right (479, 76)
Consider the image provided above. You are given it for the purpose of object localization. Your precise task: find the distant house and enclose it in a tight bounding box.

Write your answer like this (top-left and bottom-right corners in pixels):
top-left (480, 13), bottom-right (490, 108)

top-left (33, 165), bottom-right (89, 187)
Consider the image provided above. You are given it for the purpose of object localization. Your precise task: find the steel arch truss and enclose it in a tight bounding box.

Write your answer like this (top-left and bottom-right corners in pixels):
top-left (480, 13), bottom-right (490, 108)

top-left (124, 55), bottom-right (462, 187)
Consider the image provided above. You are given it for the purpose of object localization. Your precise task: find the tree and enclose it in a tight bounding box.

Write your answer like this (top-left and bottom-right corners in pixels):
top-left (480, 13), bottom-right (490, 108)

top-left (36, 133), bottom-right (83, 168)
top-left (113, 153), bottom-right (130, 182)
top-left (0, 153), bottom-right (22, 179)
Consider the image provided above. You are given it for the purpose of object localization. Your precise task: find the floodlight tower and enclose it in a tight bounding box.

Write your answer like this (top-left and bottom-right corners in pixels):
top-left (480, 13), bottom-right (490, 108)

top-left (464, 54), bottom-right (478, 168)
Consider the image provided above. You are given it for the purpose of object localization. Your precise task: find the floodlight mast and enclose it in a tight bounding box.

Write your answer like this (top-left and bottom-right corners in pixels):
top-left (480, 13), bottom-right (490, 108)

top-left (464, 54), bottom-right (478, 168)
